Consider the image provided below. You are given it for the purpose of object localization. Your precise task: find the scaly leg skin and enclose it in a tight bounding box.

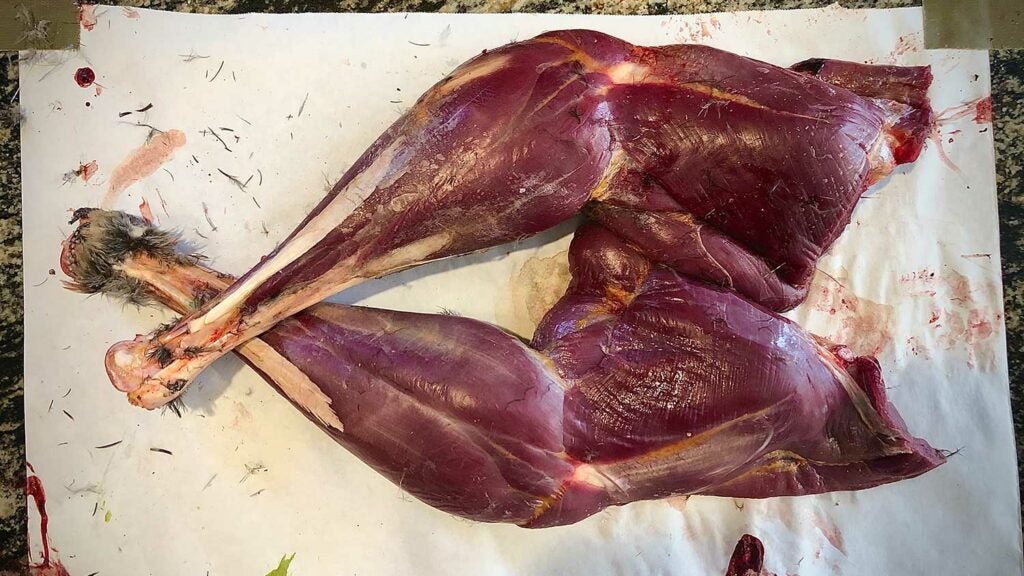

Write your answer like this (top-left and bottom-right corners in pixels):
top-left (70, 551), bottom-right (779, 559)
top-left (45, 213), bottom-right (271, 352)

top-left (102, 30), bottom-right (932, 411)
top-left (63, 210), bottom-right (943, 527)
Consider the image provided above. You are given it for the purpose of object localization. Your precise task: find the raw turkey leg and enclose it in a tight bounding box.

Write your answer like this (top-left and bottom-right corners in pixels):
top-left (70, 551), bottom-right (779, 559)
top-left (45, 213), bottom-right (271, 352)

top-left (99, 30), bottom-right (933, 409)
top-left (62, 210), bottom-right (943, 527)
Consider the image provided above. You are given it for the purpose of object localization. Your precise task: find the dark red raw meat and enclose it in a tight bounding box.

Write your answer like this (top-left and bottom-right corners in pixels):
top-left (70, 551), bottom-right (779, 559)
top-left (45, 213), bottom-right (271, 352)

top-left (590, 46), bottom-right (932, 310)
top-left (95, 30), bottom-right (933, 409)
top-left (724, 534), bottom-right (775, 576)
top-left (63, 210), bottom-right (943, 527)
top-left (526, 224), bottom-right (943, 526)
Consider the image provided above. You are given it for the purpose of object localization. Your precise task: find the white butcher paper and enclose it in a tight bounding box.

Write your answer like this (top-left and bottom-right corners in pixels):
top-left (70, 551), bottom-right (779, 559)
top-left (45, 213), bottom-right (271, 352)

top-left (20, 5), bottom-right (1021, 575)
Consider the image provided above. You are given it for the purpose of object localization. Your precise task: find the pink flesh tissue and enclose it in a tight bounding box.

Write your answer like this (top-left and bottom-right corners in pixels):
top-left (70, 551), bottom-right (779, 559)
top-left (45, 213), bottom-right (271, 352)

top-left (61, 211), bottom-right (942, 527)
top-left (98, 30), bottom-right (934, 409)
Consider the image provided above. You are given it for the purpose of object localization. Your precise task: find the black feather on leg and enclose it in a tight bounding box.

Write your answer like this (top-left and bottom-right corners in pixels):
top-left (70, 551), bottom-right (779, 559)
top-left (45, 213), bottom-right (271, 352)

top-left (60, 209), bottom-right (194, 305)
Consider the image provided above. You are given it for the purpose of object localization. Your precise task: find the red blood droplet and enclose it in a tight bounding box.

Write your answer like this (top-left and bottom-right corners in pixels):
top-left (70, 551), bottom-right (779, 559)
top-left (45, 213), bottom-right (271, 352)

top-left (74, 67), bottom-right (95, 88)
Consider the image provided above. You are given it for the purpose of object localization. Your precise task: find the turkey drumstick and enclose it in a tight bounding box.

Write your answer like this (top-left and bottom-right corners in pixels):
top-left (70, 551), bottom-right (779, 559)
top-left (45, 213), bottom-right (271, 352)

top-left (62, 210), bottom-right (943, 527)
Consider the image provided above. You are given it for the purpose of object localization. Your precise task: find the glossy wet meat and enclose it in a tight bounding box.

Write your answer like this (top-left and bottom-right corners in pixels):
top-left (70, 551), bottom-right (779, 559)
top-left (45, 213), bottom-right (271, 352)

top-left (527, 225), bottom-right (944, 526)
top-left (64, 211), bottom-right (944, 527)
top-left (723, 534), bottom-right (775, 576)
top-left (98, 30), bottom-right (933, 410)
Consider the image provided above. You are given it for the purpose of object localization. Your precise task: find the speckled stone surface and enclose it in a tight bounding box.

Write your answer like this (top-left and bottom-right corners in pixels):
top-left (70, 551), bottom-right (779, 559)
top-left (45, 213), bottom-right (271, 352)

top-left (0, 49), bottom-right (25, 572)
top-left (0, 0), bottom-right (1021, 571)
top-left (994, 46), bottom-right (1024, 518)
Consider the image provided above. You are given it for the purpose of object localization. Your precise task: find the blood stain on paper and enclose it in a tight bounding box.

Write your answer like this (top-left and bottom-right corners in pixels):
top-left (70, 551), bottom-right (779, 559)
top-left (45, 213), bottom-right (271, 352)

top-left (26, 469), bottom-right (72, 576)
top-left (122, 7), bottom-right (140, 19)
top-left (886, 33), bottom-right (921, 63)
top-left (899, 268), bottom-right (938, 297)
top-left (102, 129), bottom-right (186, 208)
top-left (494, 251), bottom-right (570, 340)
top-left (676, 16), bottom-right (722, 43)
top-left (928, 94), bottom-right (993, 173)
top-left (74, 68), bottom-right (95, 88)
top-left (973, 96), bottom-right (992, 123)
top-left (811, 514), bottom-right (846, 555)
top-left (230, 400), bottom-right (253, 428)
top-left (804, 271), bottom-right (894, 356)
top-left (906, 335), bottom-right (927, 358)
top-left (79, 5), bottom-right (97, 31)
top-left (900, 269), bottom-right (1002, 368)
top-left (935, 96), bottom-right (994, 126)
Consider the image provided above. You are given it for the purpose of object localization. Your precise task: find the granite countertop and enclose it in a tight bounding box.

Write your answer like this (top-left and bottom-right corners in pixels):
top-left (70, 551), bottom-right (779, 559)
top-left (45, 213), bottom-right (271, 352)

top-left (1, 0), bottom-right (1021, 571)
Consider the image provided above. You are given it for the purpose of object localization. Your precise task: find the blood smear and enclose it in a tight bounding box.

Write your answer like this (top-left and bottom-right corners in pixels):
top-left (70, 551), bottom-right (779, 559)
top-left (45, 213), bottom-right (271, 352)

top-left (974, 96), bottom-right (992, 123)
top-left (102, 130), bottom-right (187, 208)
top-left (26, 470), bottom-right (71, 576)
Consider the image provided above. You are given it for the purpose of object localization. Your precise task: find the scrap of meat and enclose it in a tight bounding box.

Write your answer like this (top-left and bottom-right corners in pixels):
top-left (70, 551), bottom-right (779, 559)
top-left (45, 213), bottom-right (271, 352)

top-left (723, 534), bottom-right (775, 576)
